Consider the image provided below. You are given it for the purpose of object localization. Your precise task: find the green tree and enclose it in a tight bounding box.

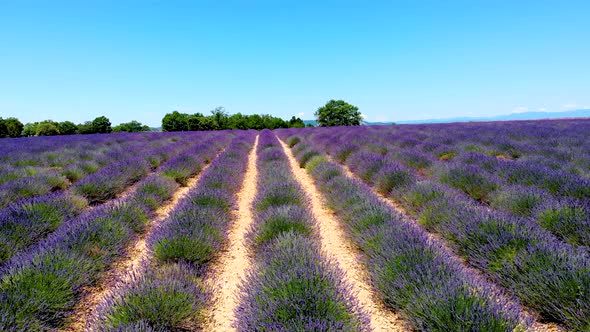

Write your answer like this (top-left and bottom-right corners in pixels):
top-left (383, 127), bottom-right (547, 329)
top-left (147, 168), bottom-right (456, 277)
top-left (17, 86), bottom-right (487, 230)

top-left (314, 99), bottom-right (362, 127)
top-left (92, 116), bottom-right (112, 133)
top-left (0, 118), bottom-right (7, 137)
top-left (22, 122), bottom-right (38, 136)
top-left (113, 120), bottom-right (150, 132)
top-left (77, 121), bottom-right (95, 134)
top-left (288, 116), bottom-right (305, 128)
top-left (36, 121), bottom-right (60, 136)
top-left (162, 111), bottom-right (189, 131)
top-left (58, 121), bottom-right (78, 135)
top-left (210, 106), bottom-right (228, 129)
top-left (3, 118), bottom-right (24, 137)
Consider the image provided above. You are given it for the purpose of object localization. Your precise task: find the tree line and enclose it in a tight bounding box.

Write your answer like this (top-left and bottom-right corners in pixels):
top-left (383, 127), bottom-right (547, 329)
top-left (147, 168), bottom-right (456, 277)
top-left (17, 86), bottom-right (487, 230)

top-left (1, 99), bottom-right (363, 137)
top-left (162, 107), bottom-right (308, 131)
top-left (0, 116), bottom-right (150, 138)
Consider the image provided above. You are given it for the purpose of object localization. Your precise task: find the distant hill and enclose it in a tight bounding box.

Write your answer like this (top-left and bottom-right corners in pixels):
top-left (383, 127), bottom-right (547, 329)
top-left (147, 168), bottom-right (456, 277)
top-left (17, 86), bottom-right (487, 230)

top-left (304, 109), bottom-right (590, 126)
top-left (395, 109), bottom-right (590, 124)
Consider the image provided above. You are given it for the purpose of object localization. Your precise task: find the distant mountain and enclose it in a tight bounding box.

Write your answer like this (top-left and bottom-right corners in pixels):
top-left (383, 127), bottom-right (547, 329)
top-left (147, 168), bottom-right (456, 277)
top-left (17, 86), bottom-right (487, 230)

top-left (303, 120), bottom-right (392, 126)
top-left (302, 109), bottom-right (590, 126)
top-left (395, 109), bottom-right (590, 124)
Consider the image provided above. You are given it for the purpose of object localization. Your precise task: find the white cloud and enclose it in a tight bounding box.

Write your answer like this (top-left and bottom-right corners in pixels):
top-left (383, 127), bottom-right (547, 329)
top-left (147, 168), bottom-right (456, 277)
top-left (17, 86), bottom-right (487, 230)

top-left (296, 112), bottom-right (305, 117)
top-left (538, 107), bottom-right (547, 112)
top-left (562, 102), bottom-right (578, 110)
top-left (511, 106), bottom-right (528, 114)
top-left (361, 113), bottom-right (368, 120)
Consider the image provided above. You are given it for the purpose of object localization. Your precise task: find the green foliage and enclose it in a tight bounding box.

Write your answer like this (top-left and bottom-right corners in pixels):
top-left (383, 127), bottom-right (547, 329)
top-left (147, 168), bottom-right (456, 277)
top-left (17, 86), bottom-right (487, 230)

top-left (256, 185), bottom-right (304, 211)
top-left (101, 264), bottom-right (206, 330)
top-left (76, 121), bottom-right (95, 134)
top-left (0, 118), bottom-right (6, 137)
top-left (288, 116), bottom-right (305, 128)
top-left (162, 108), bottom-right (303, 131)
top-left (112, 120), bottom-right (150, 132)
top-left (441, 168), bottom-right (498, 202)
top-left (162, 111), bottom-right (189, 132)
top-left (287, 136), bottom-right (301, 147)
top-left (314, 99), bottom-right (362, 127)
top-left (57, 121), bottom-right (78, 135)
top-left (537, 206), bottom-right (589, 246)
top-left (187, 115), bottom-right (218, 131)
top-left (0, 117), bottom-right (24, 137)
top-left (254, 207), bottom-right (313, 247)
top-left (36, 121), bottom-right (61, 136)
top-left (154, 235), bottom-right (215, 264)
top-left (0, 251), bottom-right (95, 330)
top-left (91, 116), bottom-right (112, 133)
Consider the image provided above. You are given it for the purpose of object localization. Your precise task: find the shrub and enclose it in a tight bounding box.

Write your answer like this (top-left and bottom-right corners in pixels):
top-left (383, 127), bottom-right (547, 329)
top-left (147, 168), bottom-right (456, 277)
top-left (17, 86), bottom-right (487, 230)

top-left (95, 263), bottom-right (207, 330)
top-left (441, 165), bottom-right (499, 202)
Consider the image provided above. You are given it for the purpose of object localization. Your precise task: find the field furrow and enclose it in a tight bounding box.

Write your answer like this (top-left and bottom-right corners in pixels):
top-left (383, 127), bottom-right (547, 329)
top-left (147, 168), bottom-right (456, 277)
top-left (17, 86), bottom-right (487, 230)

top-left (0, 133), bottom-right (222, 268)
top-left (0, 133), bottom-right (232, 331)
top-left (63, 148), bottom-right (219, 331)
top-left (280, 126), bottom-right (590, 330)
top-left (235, 130), bottom-right (368, 331)
top-left (87, 132), bottom-right (255, 331)
top-left (277, 136), bottom-right (406, 331)
top-left (204, 134), bottom-right (259, 331)
top-left (278, 131), bottom-right (533, 331)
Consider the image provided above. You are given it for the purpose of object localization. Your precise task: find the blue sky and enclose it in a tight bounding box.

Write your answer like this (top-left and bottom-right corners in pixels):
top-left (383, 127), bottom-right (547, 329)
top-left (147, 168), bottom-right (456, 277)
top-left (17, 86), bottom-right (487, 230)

top-left (1, 0), bottom-right (589, 126)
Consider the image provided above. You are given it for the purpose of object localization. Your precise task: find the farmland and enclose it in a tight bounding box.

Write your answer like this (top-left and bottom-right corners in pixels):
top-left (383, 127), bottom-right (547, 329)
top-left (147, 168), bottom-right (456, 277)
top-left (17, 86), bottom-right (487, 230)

top-left (0, 119), bottom-right (589, 331)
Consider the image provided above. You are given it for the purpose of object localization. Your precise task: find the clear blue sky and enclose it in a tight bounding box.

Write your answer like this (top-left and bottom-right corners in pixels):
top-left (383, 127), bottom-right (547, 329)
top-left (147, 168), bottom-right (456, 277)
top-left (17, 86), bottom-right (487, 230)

top-left (1, 0), bottom-right (589, 126)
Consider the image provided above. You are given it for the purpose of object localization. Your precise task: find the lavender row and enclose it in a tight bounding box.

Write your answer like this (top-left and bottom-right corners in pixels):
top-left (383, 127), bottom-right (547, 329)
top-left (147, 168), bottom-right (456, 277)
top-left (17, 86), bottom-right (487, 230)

top-left (235, 130), bottom-right (366, 331)
top-left (0, 132), bottom-right (180, 168)
top-left (360, 125), bottom-right (590, 201)
top-left (91, 132), bottom-right (255, 331)
top-left (377, 124), bottom-right (590, 198)
top-left (0, 133), bottom-right (231, 331)
top-left (0, 133), bottom-right (184, 207)
top-left (278, 131), bottom-right (527, 331)
top-left (0, 133), bottom-right (219, 267)
top-left (71, 133), bottom-right (212, 204)
top-left (298, 127), bottom-right (590, 330)
top-left (372, 119), bottom-right (590, 178)
top-left (354, 127), bottom-right (590, 249)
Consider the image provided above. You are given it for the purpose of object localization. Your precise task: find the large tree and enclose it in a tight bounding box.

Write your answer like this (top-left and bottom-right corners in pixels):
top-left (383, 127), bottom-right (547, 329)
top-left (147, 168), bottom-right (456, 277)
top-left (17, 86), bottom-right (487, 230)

top-left (3, 118), bottom-right (24, 137)
top-left (314, 99), bottom-right (362, 127)
top-left (162, 111), bottom-right (189, 131)
top-left (36, 121), bottom-right (60, 136)
top-left (113, 120), bottom-right (150, 132)
top-left (58, 121), bottom-right (78, 135)
top-left (92, 116), bottom-right (112, 133)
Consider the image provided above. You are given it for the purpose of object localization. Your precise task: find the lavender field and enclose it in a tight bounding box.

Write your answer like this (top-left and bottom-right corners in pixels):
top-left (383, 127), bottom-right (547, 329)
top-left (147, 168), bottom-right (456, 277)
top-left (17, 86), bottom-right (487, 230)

top-left (1, 119), bottom-right (589, 331)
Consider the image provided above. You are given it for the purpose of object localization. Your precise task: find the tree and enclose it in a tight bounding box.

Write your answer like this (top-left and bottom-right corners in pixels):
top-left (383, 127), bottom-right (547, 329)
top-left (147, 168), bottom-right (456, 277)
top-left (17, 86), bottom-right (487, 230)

top-left (314, 99), bottom-right (362, 127)
top-left (187, 115), bottom-right (218, 131)
top-left (3, 118), bottom-right (24, 137)
top-left (162, 111), bottom-right (189, 131)
top-left (288, 116), bottom-right (305, 128)
top-left (36, 121), bottom-right (60, 136)
top-left (92, 116), bottom-right (112, 133)
top-left (113, 120), bottom-right (150, 132)
top-left (0, 118), bottom-right (7, 137)
top-left (58, 121), bottom-right (78, 135)
top-left (22, 122), bottom-right (38, 136)
top-left (77, 121), bottom-right (95, 134)
top-left (210, 106), bottom-right (228, 129)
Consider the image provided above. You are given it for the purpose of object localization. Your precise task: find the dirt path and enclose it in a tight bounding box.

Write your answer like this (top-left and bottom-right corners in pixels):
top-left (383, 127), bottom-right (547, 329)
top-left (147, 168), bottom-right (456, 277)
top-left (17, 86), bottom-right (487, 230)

top-left (336, 161), bottom-right (561, 332)
top-left (277, 137), bottom-right (406, 332)
top-left (203, 135), bottom-right (259, 331)
top-left (62, 165), bottom-right (214, 332)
